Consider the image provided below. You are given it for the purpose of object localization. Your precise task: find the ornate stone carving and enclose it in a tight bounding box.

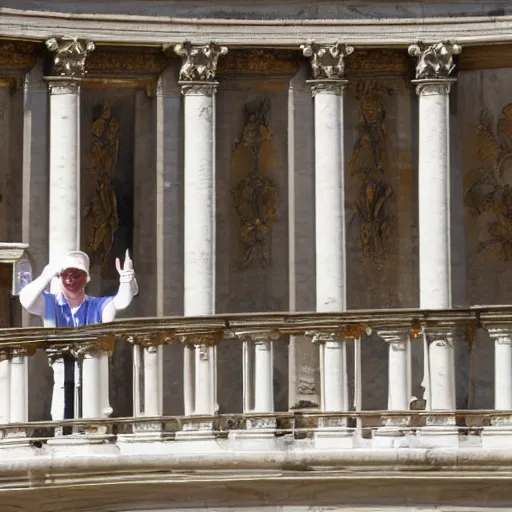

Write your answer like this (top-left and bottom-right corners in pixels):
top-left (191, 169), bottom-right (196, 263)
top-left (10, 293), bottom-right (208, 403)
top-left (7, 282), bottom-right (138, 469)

top-left (307, 324), bottom-right (368, 343)
top-left (377, 329), bottom-right (409, 349)
top-left (130, 331), bottom-right (176, 349)
top-left (0, 344), bottom-right (38, 362)
top-left (408, 41), bottom-right (461, 79)
top-left (414, 81), bottom-right (453, 96)
top-left (465, 104), bottom-right (512, 261)
top-left (237, 330), bottom-right (280, 343)
top-left (347, 49), bottom-right (408, 75)
top-left (45, 37), bottom-right (95, 79)
top-left (180, 83), bottom-right (217, 96)
top-left (231, 98), bottom-right (278, 269)
top-left (301, 40), bottom-right (354, 80)
top-left (174, 41), bottom-right (228, 82)
top-left (86, 48), bottom-right (168, 78)
top-left (0, 41), bottom-right (38, 71)
top-left (217, 49), bottom-right (299, 76)
top-left (179, 331), bottom-right (224, 347)
top-left (83, 102), bottom-right (120, 268)
top-left (71, 336), bottom-right (116, 358)
top-left (309, 80), bottom-right (347, 97)
top-left (349, 80), bottom-right (396, 261)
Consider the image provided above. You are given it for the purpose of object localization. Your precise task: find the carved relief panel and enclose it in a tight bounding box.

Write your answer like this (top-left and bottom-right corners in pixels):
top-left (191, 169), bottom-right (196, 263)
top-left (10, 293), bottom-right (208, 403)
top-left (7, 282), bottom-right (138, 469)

top-left (231, 97), bottom-right (279, 269)
top-left (348, 80), bottom-right (396, 263)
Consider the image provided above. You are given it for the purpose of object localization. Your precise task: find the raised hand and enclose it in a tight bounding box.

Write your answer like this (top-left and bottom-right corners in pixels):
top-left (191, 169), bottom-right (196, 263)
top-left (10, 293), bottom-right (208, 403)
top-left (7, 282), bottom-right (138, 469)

top-left (42, 261), bottom-right (61, 280)
top-left (116, 249), bottom-right (135, 283)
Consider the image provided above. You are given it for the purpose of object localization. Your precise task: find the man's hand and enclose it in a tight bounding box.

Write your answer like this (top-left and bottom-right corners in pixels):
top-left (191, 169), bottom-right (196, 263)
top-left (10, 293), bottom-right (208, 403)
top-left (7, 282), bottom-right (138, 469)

top-left (116, 249), bottom-right (135, 283)
top-left (42, 261), bottom-right (61, 281)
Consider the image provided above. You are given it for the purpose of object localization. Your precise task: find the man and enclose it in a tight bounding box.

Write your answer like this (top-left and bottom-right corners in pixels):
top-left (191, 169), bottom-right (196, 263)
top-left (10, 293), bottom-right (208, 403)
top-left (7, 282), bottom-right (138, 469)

top-left (20, 249), bottom-right (138, 326)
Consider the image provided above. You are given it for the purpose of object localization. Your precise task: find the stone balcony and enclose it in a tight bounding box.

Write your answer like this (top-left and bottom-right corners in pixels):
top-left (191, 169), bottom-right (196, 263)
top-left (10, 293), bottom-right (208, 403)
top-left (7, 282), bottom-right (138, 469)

top-left (2, 307), bottom-right (512, 494)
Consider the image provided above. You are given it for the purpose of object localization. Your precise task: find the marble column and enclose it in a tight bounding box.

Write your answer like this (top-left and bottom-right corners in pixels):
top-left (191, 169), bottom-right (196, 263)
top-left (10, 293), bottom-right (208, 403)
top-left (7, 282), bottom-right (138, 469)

top-left (45, 37), bottom-right (95, 421)
top-left (301, 41), bottom-right (353, 417)
top-left (409, 42), bottom-right (461, 414)
top-left (175, 42), bottom-right (227, 416)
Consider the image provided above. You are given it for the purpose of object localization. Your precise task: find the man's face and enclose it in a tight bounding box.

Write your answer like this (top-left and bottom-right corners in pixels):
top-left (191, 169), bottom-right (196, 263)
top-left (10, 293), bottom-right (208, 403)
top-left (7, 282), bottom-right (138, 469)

top-left (61, 268), bottom-right (87, 294)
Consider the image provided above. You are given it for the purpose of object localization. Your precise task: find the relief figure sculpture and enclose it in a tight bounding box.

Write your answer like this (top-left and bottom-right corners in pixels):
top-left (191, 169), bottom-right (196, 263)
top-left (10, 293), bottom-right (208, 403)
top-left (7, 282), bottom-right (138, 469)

top-left (349, 82), bottom-right (395, 261)
top-left (231, 98), bottom-right (278, 269)
top-left (83, 103), bottom-right (120, 268)
top-left (465, 105), bottom-right (512, 261)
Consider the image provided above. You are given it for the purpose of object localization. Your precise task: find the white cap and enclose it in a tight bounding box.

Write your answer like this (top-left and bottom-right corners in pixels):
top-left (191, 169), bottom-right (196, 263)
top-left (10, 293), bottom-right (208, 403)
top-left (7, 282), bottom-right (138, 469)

top-left (60, 251), bottom-right (90, 279)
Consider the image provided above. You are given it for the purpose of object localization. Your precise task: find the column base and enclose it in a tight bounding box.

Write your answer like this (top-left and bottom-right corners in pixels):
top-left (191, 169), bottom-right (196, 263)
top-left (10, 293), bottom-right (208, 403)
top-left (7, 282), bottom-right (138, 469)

top-left (482, 416), bottom-right (512, 448)
top-left (415, 421), bottom-right (459, 448)
top-left (0, 428), bottom-right (31, 450)
top-left (481, 426), bottom-right (512, 448)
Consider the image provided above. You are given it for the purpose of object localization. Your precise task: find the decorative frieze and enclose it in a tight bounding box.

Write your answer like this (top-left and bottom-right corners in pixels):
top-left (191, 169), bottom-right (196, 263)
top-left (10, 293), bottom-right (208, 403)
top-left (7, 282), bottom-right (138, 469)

top-left (174, 41), bottom-right (228, 82)
top-left (217, 49), bottom-right (299, 76)
top-left (45, 36), bottom-right (95, 79)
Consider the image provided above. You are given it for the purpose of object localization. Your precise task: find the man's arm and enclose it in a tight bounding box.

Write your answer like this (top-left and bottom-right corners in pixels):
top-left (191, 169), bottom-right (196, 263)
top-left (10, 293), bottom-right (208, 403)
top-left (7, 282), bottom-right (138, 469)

top-left (101, 250), bottom-right (138, 323)
top-left (19, 263), bottom-right (59, 317)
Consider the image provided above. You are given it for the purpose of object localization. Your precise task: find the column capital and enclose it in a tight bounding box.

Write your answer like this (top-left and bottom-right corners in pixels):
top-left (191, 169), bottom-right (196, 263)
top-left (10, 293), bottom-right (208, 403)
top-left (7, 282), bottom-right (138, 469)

top-left (178, 81), bottom-right (218, 96)
top-left (236, 330), bottom-right (280, 344)
top-left (377, 328), bottom-right (410, 348)
top-left (485, 325), bottom-right (512, 344)
top-left (44, 76), bottom-right (81, 95)
top-left (71, 336), bottom-right (116, 359)
top-left (305, 79), bottom-right (348, 97)
top-left (174, 41), bottom-right (228, 83)
top-left (45, 37), bottom-right (95, 79)
top-left (412, 78), bottom-right (456, 97)
top-left (301, 40), bottom-right (353, 80)
top-left (424, 326), bottom-right (455, 344)
top-left (408, 41), bottom-right (462, 80)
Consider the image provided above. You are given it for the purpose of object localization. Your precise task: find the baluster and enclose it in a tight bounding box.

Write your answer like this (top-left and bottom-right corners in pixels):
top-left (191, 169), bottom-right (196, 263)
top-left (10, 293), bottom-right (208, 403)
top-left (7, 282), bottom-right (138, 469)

top-left (132, 342), bottom-right (141, 417)
top-left (80, 337), bottom-right (114, 419)
top-left (488, 327), bottom-right (512, 410)
top-left (482, 324), bottom-right (512, 448)
top-left (310, 331), bottom-right (352, 448)
top-left (374, 329), bottom-right (411, 447)
top-left (144, 346), bottom-right (162, 417)
top-left (9, 349), bottom-right (28, 423)
top-left (253, 334), bottom-right (276, 414)
top-left (0, 357), bottom-right (10, 424)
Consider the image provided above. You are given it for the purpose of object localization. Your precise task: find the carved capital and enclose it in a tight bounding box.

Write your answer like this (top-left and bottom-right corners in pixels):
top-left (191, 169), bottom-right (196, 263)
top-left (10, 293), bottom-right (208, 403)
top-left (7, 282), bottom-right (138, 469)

top-left (174, 41), bottom-right (228, 82)
top-left (377, 329), bottom-right (409, 350)
top-left (487, 326), bottom-right (512, 345)
top-left (179, 81), bottom-right (218, 96)
top-left (72, 336), bottom-right (116, 358)
top-left (45, 37), bottom-right (95, 79)
top-left (130, 331), bottom-right (176, 350)
top-left (179, 331), bottom-right (224, 347)
top-left (237, 330), bottom-right (280, 344)
top-left (0, 344), bottom-right (38, 362)
top-left (46, 77), bottom-right (81, 95)
top-left (412, 78), bottom-right (455, 97)
top-left (301, 40), bottom-right (353, 80)
top-left (424, 326), bottom-right (454, 346)
top-left (408, 41), bottom-right (461, 80)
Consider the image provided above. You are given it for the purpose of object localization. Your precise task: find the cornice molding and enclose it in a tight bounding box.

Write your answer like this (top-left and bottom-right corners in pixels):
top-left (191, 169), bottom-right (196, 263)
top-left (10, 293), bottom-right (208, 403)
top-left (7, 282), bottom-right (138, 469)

top-left (1, 9), bottom-right (512, 46)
